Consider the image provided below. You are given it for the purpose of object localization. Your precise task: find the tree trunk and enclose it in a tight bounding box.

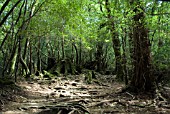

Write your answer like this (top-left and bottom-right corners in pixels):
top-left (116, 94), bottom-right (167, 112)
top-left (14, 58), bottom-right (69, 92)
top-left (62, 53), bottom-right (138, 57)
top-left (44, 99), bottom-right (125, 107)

top-left (62, 32), bottom-right (65, 59)
top-left (57, 36), bottom-right (60, 61)
top-left (29, 40), bottom-right (32, 75)
top-left (0, 0), bottom-right (22, 27)
top-left (73, 42), bottom-right (78, 65)
top-left (122, 28), bottom-right (128, 85)
top-left (79, 38), bottom-right (82, 65)
top-left (96, 43), bottom-right (103, 72)
top-left (130, 1), bottom-right (155, 92)
top-left (37, 36), bottom-right (41, 72)
top-left (105, 0), bottom-right (124, 81)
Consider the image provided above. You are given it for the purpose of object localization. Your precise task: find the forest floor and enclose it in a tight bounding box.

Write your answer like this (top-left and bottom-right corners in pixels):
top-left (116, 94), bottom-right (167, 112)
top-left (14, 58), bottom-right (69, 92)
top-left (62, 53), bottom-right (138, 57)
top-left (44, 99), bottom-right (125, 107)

top-left (1, 74), bottom-right (170, 114)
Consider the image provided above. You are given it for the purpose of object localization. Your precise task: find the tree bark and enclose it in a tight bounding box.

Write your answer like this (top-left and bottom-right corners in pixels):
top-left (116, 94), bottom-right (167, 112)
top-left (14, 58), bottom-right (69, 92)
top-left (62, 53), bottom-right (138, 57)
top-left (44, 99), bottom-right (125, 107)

top-left (122, 28), bottom-right (128, 85)
top-left (96, 43), bottom-right (103, 72)
top-left (130, 1), bottom-right (155, 92)
top-left (37, 36), bottom-right (41, 72)
top-left (105, 0), bottom-right (124, 80)
top-left (62, 32), bottom-right (65, 59)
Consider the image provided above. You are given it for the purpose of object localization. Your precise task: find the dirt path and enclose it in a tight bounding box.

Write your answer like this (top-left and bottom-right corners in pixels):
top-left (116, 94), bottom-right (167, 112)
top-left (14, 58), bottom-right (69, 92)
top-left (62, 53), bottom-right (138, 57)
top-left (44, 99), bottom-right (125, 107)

top-left (1, 75), bottom-right (170, 114)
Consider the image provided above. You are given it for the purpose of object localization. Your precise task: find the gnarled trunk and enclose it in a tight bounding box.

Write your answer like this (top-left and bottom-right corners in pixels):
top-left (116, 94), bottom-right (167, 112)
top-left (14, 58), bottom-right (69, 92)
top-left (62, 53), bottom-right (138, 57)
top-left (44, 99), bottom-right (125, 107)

top-left (130, 1), bottom-right (155, 92)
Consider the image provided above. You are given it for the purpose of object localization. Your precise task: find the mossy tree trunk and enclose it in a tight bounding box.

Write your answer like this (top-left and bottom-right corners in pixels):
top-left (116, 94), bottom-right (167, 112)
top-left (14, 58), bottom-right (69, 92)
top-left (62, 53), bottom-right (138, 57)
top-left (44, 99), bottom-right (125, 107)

top-left (96, 42), bottom-right (103, 72)
top-left (130, 1), bottom-right (155, 92)
top-left (122, 28), bottom-right (128, 85)
top-left (105, 0), bottom-right (124, 81)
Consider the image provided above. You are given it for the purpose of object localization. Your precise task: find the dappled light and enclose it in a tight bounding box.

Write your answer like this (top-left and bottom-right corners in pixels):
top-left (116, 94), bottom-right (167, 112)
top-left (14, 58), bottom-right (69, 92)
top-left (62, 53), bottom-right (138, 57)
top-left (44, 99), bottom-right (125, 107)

top-left (0, 0), bottom-right (170, 113)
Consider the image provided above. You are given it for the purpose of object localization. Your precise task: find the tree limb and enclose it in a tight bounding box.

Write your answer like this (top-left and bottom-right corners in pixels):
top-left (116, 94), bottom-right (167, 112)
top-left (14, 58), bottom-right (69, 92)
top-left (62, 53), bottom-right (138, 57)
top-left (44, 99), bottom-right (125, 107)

top-left (0, 0), bottom-right (22, 27)
top-left (0, 0), bottom-right (11, 16)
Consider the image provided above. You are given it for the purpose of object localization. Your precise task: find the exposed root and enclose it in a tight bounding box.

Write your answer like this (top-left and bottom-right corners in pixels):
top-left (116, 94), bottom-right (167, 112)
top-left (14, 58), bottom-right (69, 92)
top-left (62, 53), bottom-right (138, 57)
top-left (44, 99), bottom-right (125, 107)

top-left (35, 103), bottom-right (90, 114)
top-left (0, 99), bottom-right (4, 110)
top-left (88, 99), bottom-right (127, 107)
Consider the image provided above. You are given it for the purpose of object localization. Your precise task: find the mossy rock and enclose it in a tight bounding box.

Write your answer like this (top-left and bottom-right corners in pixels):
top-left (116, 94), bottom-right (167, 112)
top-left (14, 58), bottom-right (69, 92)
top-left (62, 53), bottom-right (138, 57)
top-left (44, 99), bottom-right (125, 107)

top-left (43, 70), bottom-right (54, 79)
top-left (84, 70), bottom-right (97, 84)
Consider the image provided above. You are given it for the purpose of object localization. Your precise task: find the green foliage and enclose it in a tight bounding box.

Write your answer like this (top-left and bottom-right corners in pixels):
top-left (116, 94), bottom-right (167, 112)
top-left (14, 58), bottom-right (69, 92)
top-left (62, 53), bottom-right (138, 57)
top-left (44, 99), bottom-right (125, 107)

top-left (153, 41), bottom-right (170, 70)
top-left (0, 0), bottom-right (170, 86)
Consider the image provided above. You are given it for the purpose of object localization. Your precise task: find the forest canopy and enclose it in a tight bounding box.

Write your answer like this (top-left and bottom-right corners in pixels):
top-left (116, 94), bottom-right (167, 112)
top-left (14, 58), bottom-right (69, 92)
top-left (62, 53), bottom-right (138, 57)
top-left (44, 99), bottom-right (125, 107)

top-left (1, 0), bottom-right (170, 113)
top-left (0, 0), bottom-right (170, 91)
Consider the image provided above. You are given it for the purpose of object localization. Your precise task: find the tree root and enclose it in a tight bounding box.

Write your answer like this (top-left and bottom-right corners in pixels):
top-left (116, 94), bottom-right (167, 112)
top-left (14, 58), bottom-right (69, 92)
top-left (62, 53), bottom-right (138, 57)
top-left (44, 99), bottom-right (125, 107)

top-left (36, 102), bottom-right (90, 114)
top-left (0, 99), bottom-right (4, 110)
top-left (88, 99), bottom-right (127, 107)
top-left (154, 88), bottom-right (170, 109)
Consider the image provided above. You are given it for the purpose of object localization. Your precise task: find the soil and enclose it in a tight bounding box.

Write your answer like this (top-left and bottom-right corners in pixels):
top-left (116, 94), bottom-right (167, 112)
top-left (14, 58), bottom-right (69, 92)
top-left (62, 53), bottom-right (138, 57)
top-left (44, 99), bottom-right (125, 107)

top-left (0, 74), bottom-right (170, 114)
